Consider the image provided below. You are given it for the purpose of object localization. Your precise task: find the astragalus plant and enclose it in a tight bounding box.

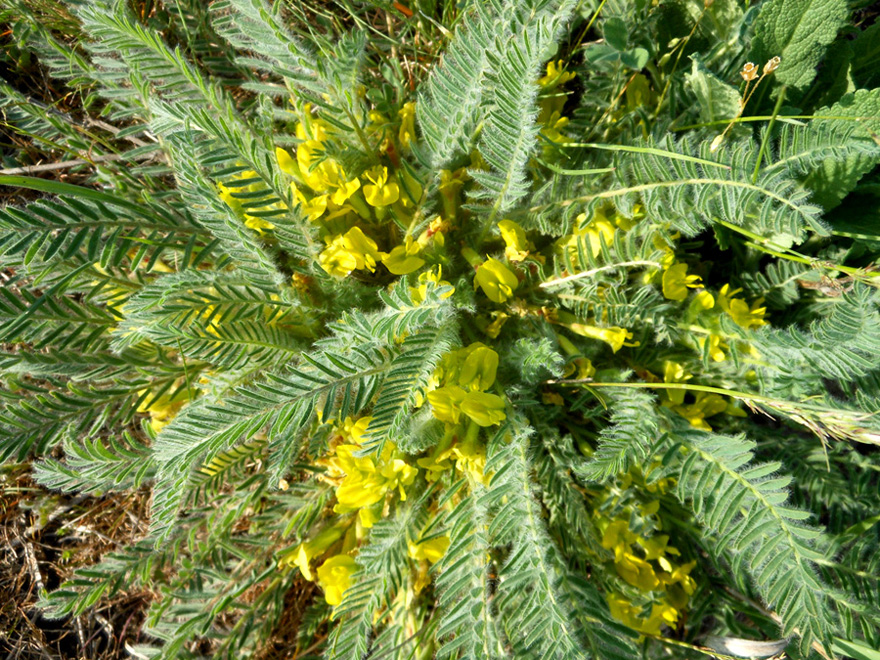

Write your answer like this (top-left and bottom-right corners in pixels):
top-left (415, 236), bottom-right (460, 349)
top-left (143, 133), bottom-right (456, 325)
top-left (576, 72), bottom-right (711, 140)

top-left (2, 0), bottom-right (880, 658)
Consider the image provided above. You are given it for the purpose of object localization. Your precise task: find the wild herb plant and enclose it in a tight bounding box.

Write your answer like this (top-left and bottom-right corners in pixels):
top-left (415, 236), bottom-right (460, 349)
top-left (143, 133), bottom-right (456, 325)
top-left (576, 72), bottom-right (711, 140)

top-left (2, 0), bottom-right (880, 659)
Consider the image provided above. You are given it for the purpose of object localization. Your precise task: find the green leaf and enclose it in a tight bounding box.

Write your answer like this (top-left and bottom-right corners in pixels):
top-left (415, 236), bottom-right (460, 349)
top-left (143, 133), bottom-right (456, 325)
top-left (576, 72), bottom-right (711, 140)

top-left (832, 638), bottom-right (880, 660)
top-left (685, 57), bottom-right (742, 124)
top-left (749, 0), bottom-right (848, 91)
top-left (851, 21), bottom-right (880, 89)
top-left (802, 88), bottom-right (880, 209)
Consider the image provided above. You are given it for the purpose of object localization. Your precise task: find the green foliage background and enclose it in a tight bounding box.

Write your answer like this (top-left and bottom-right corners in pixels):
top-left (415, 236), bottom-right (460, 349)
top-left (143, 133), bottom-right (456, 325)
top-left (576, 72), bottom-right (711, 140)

top-left (1, 0), bottom-right (880, 659)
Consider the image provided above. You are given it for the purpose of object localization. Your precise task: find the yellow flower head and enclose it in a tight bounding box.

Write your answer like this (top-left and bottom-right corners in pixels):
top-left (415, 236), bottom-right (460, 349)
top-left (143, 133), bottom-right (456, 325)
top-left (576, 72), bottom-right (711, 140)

top-left (672, 392), bottom-right (729, 431)
top-left (427, 385), bottom-right (467, 424)
top-left (475, 258), bottom-right (519, 303)
top-left (498, 220), bottom-right (533, 262)
top-left (398, 102), bottom-right (416, 150)
top-left (662, 263), bottom-right (702, 301)
top-left (339, 416), bottom-right (372, 444)
top-left (408, 534), bottom-right (450, 564)
top-left (317, 554), bottom-right (357, 606)
top-left (696, 333), bottom-right (727, 362)
top-left (728, 297), bottom-right (768, 330)
top-left (382, 235), bottom-right (426, 275)
top-left (379, 458), bottom-right (418, 500)
top-left (451, 437), bottom-right (490, 484)
top-left (690, 290), bottom-right (715, 311)
top-left (538, 60), bottom-right (576, 89)
top-left (291, 181), bottom-right (328, 222)
top-left (663, 361), bottom-right (691, 405)
top-left (319, 234), bottom-right (359, 277)
top-left (563, 211), bottom-right (616, 260)
top-left (276, 147), bottom-right (300, 178)
top-left (460, 391), bottom-right (507, 427)
top-left (283, 524), bottom-right (345, 581)
top-left (457, 344), bottom-right (499, 392)
top-left (363, 166), bottom-right (400, 207)
top-left (482, 311), bottom-right (510, 339)
top-left (560, 316), bottom-right (635, 353)
top-left (409, 265), bottom-right (454, 304)
top-left (616, 551), bottom-right (660, 592)
top-left (319, 227), bottom-right (386, 277)
top-left (297, 140), bottom-right (345, 192)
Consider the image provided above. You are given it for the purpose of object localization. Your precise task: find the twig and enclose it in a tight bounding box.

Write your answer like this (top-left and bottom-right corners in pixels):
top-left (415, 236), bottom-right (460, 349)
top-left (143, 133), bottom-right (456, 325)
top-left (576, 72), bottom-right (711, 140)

top-left (723, 587), bottom-right (835, 660)
top-left (540, 260), bottom-right (661, 288)
top-left (0, 151), bottom-right (159, 175)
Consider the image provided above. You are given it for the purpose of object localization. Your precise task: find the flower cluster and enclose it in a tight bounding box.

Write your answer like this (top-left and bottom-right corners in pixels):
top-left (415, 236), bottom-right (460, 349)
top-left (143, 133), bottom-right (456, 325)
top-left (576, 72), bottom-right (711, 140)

top-left (537, 60), bottom-right (577, 158)
top-left (597, 493), bottom-right (697, 636)
top-left (426, 343), bottom-right (507, 428)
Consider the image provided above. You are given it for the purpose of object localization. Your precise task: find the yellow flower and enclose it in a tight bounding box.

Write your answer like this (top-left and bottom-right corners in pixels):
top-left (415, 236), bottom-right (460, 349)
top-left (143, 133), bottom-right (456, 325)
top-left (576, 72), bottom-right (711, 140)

top-left (363, 166), bottom-right (400, 207)
top-left (540, 111), bottom-right (569, 149)
top-left (663, 361), bottom-right (691, 405)
top-left (398, 102), bottom-right (416, 149)
top-left (451, 437), bottom-right (490, 485)
top-left (728, 297), bottom-right (768, 330)
top-left (563, 357), bottom-right (595, 381)
top-left (460, 391), bottom-right (507, 427)
top-left (397, 167), bottom-right (424, 209)
top-left (218, 175), bottom-right (276, 232)
top-left (330, 176), bottom-right (361, 206)
top-left (283, 524), bottom-right (345, 581)
top-left (427, 385), bottom-right (467, 424)
top-left (696, 333), bottom-right (727, 362)
top-left (319, 235), bottom-right (359, 277)
top-left (671, 392), bottom-right (729, 431)
top-left (561, 211), bottom-right (616, 260)
top-left (498, 220), bottom-right (533, 262)
top-left (616, 551), bottom-right (660, 592)
top-left (637, 535), bottom-right (677, 561)
top-left (666, 560), bottom-right (697, 596)
top-left (382, 236), bottom-right (425, 275)
top-left (538, 60), bottom-right (576, 89)
top-left (319, 227), bottom-right (386, 277)
top-left (482, 311), bottom-right (509, 339)
top-left (343, 227), bottom-right (385, 271)
top-left (558, 314), bottom-right (635, 353)
top-left (690, 290), bottom-right (715, 312)
top-left (379, 459), bottom-right (418, 500)
top-left (457, 344), bottom-right (499, 391)
top-left (408, 535), bottom-right (450, 564)
top-left (290, 181), bottom-right (328, 222)
top-left (475, 258), bottom-right (519, 303)
top-left (608, 594), bottom-right (641, 631)
top-left (716, 284), bottom-right (768, 329)
top-left (661, 263), bottom-right (702, 301)
top-left (334, 473), bottom-right (387, 511)
top-left (317, 555), bottom-right (357, 606)
top-left (602, 520), bottom-right (638, 560)
top-left (340, 416), bottom-right (372, 444)
top-left (137, 388), bottom-right (188, 434)
top-left (275, 147), bottom-right (300, 178)
top-left (642, 601), bottom-right (680, 634)
top-left (417, 216), bottom-right (449, 248)
top-left (409, 266), bottom-right (454, 304)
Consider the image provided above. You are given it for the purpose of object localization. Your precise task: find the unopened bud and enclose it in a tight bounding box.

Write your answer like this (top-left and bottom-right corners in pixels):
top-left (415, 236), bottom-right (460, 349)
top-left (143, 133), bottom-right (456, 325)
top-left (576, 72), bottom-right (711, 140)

top-left (763, 56), bottom-right (780, 75)
top-left (710, 134), bottom-right (724, 153)
top-left (740, 62), bottom-right (758, 81)
top-left (704, 0), bottom-right (714, 6)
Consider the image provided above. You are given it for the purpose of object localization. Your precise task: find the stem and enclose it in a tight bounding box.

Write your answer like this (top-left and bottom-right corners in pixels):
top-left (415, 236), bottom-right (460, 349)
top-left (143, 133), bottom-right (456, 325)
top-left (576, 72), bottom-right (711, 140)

top-left (540, 260), bottom-right (661, 288)
top-left (751, 85), bottom-right (786, 183)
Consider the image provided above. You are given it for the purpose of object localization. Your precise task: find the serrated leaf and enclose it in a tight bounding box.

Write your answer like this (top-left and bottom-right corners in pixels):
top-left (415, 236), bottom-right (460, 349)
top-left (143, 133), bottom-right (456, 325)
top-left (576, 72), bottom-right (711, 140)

top-left (750, 0), bottom-right (848, 91)
top-left (802, 88), bottom-right (880, 210)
